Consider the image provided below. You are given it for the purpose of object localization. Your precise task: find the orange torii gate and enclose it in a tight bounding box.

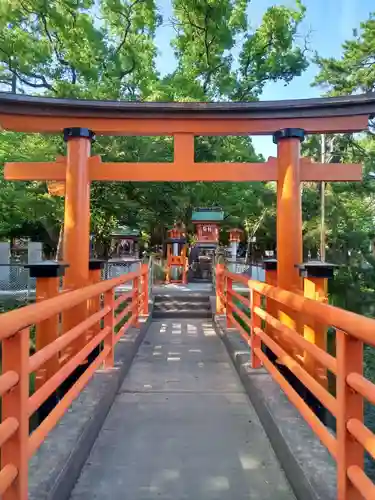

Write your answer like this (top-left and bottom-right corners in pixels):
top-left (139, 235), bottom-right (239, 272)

top-left (1, 92), bottom-right (374, 297)
top-left (1, 93), bottom-right (375, 500)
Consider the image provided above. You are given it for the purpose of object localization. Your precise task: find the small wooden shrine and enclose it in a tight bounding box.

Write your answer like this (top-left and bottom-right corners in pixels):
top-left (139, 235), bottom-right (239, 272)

top-left (110, 226), bottom-right (141, 259)
top-left (189, 208), bottom-right (224, 282)
top-left (191, 207), bottom-right (224, 245)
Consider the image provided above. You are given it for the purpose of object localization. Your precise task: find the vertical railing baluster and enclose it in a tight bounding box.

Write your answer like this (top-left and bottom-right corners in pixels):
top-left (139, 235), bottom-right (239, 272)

top-left (103, 289), bottom-right (115, 368)
top-left (226, 276), bottom-right (233, 328)
top-left (133, 273), bottom-right (140, 327)
top-left (141, 263), bottom-right (149, 316)
top-left (215, 264), bottom-right (225, 315)
top-left (250, 289), bottom-right (262, 369)
top-left (2, 328), bottom-right (29, 500)
top-left (337, 328), bottom-right (363, 500)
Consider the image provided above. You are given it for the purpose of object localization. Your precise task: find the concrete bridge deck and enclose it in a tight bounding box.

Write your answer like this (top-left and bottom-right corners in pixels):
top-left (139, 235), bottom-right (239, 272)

top-left (69, 319), bottom-right (294, 499)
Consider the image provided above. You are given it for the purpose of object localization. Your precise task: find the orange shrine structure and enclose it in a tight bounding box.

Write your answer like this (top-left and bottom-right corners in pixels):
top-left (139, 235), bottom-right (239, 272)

top-left (0, 92), bottom-right (375, 499)
top-left (165, 226), bottom-right (188, 284)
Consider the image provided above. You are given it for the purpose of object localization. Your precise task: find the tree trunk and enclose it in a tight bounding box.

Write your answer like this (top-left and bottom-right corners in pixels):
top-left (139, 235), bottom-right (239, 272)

top-left (11, 73), bottom-right (17, 93)
top-left (56, 223), bottom-right (64, 261)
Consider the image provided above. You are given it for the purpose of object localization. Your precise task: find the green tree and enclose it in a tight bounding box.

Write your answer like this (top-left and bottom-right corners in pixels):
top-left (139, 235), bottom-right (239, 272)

top-left (313, 13), bottom-right (375, 95)
top-left (0, 0), bottom-right (309, 255)
top-left (310, 10), bottom-right (375, 312)
top-left (311, 11), bottom-right (375, 479)
top-left (0, 131), bottom-right (63, 247)
top-left (0, 0), bottom-right (160, 98)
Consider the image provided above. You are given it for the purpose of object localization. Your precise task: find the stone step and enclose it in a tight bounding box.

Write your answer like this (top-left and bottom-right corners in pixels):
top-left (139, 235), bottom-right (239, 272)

top-left (154, 294), bottom-right (211, 303)
top-left (153, 306), bottom-right (211, 314)
top-left (152, 309), bottom-right (212, 319)
top-left (153, 299), bottom-right (210, 306)
top-left (153, 293), bottom-right (211, 319)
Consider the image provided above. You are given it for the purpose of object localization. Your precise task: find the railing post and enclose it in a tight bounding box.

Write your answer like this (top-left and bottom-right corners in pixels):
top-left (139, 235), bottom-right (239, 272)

top-left (88, 260), bottom-right (106, 330)
top-left (133, 273), bottom-right (140, 327)
top-left (250, 289), bottom-right (262, 369)
top-left (263, 258), bottom-right (278, 338)
top-left (103, 288), bottom-right (115, 368)
top-left (298, 262), bottom-right (336, 388)
top-left (337, 329), bottom-right (363, 500)
top-left (262, 258), bottom-right (283, 365)
top-left (25, 262), bottom-right (68, 423)
top-left (141, 263), bottom-right (149, 316)
top-left (2, 328), bottom-right (29, 500)
top-left (215, 264), bottom-right (225, 314)
top-left (226, 276), bottom-right (234, 328)
top-left (25, 263), bottom-right (68, 389)
top-left (87, 260), bottom-right (106, 363)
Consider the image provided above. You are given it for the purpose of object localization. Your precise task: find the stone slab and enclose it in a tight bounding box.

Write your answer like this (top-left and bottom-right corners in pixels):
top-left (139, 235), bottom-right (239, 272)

top-left (70, 320), bottom-right (295, 500)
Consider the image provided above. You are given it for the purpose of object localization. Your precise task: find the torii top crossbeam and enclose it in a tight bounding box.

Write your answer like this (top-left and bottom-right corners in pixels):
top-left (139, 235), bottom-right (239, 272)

top-left (1, 91), bottom-right (375, 303)
top-left (0, 92), bottom-right (374, 135)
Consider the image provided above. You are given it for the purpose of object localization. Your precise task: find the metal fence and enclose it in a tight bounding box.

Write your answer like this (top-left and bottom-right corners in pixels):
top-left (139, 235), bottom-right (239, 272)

top-left (0, 264), bottom-right (35, 310)
top-left (102, 259), bottom-right (141, 280)
top-left (0, 260), bottom-right (143, 309)
top-left (224, 259), bottom-right (265, 281)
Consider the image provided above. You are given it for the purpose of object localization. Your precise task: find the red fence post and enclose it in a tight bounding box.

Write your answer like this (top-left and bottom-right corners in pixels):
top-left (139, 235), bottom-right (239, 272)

top-left (226, 276), bottom-right (234, 328)
top-left (263, 258), bottom-right (278, 341)
top-left (337, 329), bottom-right (363, 500)
top-left (298, 262), bottom-right (336, 389)
top-left (2, 328), bottom-right (29, 500)
top-left (88, 260), bottom-right (106, 343)
top-left (141, 263), bottom-right (149, 316)
top-left (133, 273), bottom-right (140, 327)
top-left (103, 289), bottom-right (115, 368)
top-left (216, 264), bottom-right (225, 315)
top-left (24, 263), bottom-right (68, 391)
top-left (251, 289), bottom-right (262, 369)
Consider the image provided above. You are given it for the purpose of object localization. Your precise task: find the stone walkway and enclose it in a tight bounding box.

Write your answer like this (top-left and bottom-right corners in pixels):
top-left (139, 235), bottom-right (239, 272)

top-left (70, 320), bottom-right (295, 499)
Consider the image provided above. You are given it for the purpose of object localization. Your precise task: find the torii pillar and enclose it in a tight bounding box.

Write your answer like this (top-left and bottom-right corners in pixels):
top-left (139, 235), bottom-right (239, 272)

top-left (273, 128), bottom-right (305, 293)
top-left (63, 128), bottom-right (95, 293)
top-left (63, 128), bottom-right (95, 357)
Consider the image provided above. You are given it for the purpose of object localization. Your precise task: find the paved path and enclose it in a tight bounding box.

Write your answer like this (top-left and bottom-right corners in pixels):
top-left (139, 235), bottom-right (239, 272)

top-left (70, 320), bottom-right (295, 499)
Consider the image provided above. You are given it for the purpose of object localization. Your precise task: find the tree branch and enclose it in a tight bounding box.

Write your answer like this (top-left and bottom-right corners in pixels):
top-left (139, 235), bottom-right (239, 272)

top-left (0, 47), bottom-right (55, 91)
top-left (39, 11), bottom-right (77, 84)
top-left (119, 56), bottom-right (136, 79)
top-left (178, 2), bottom-right (205, 32)
top-left (113, 0), bottom-right (143, 56)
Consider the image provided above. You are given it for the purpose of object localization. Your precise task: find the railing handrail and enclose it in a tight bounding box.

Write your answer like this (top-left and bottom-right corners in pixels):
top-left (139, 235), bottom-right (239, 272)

top-left (219, 264), bottom-right (375, 500)
top-left (0, 267), bottom-right (146, 341)
top-left (223, 269), bottom-right (375, 347)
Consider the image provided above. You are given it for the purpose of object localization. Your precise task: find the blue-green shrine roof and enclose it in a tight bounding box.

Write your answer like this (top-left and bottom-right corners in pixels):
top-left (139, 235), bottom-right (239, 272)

top-left (111, 225), bottom-right (141, 237)
top-left (191, 208), bottom-right (224, 222)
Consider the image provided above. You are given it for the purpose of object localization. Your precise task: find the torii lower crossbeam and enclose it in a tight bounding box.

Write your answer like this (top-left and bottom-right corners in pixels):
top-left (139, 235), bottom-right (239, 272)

top-left (4, 156), bottom-right (362, 182)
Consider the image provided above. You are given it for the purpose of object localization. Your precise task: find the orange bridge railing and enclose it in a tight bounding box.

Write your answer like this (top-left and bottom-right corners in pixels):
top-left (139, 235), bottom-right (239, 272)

top-left (0, 264), bottom-right (148, 499)
top-left (216, 265), bottom-right (375, 500)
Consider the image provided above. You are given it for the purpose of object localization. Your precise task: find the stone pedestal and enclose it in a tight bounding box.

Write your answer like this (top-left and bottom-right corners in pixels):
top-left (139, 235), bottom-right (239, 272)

top-left (172, 242), bottom-right (179, 280)
top-left (0, 241), bottom-right (10, 282)
top-left (28, 241), bottom-right (43, 263)
top-left (226, 258), bottom-right (236, 274)
top-left (230, 241), bottom-right (238, 260)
